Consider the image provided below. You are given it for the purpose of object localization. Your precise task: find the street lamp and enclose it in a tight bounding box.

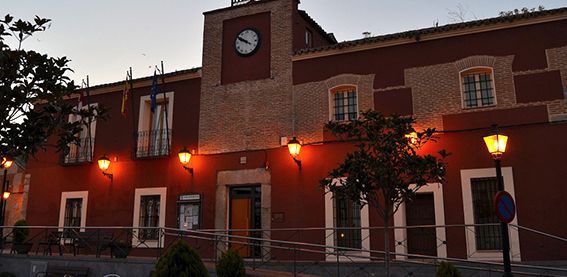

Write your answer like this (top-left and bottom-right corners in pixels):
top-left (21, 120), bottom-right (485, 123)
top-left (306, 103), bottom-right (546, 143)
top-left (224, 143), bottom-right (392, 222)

top-left (287, 137), bottom-right (302, 169)
top-left (178, 148), bottom-right (194, 176)
top-left (1, 157), bottom-right (13, 229)
top-left (97, 155), bottom-right (113, 180)
top-left (483, 127), bottom-right (513, 277)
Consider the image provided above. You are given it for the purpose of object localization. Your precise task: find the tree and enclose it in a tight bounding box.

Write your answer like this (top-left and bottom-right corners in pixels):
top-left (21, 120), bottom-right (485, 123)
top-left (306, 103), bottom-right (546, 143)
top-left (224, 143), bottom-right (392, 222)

top-left (320, 111), bottom-right (448, 275)
top-left (0, 15), bottom-right (105, 161)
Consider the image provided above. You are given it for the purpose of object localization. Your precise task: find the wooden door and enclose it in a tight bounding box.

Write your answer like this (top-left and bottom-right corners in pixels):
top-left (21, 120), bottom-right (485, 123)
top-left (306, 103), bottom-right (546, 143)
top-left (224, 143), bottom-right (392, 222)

top-left (406, 193), bottom-right (437, 257)
top-left (230, 198), bottom-right (251, 257)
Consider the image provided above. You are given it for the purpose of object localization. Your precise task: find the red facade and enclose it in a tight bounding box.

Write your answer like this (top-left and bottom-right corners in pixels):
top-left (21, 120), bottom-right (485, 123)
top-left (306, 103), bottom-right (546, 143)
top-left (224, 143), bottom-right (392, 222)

top-left (24, 0), bottom-right (567, 262)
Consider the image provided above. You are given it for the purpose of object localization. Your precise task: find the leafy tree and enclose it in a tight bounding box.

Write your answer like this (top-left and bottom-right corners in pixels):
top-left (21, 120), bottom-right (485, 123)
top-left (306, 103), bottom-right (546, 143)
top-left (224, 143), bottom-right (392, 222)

top-left (321, 111), bottom-right (448, 275)
top-left (0, 14), bottom-right (105, 160)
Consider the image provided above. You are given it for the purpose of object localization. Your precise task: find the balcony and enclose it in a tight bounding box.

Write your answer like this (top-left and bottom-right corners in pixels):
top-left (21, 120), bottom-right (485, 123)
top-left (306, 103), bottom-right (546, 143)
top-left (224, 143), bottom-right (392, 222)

top-left (135, 129), bottom-right (172, 158)
top-left (63, 137), bottom-right (94, 165)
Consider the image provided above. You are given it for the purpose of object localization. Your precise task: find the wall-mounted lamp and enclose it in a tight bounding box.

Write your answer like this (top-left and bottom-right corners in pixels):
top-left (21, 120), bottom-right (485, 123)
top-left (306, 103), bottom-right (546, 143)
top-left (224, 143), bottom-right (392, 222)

top-left (97, 155), bottom-right (113, 180)
top-left (2, 191), bottom-right (10, 200)
top-left (1, 158), bottom-right (13, 169)
top-left (405, 132), bottom-right (418, 145)
top-left (178, 148), bottom-right (194, 176)
top-left (287, 137), bottom-right (302, 169)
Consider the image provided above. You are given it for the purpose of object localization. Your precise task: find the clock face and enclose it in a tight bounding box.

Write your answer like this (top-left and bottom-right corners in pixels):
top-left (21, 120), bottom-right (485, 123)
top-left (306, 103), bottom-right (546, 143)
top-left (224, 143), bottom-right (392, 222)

top-left (235, 28), bottom-right (260, 56)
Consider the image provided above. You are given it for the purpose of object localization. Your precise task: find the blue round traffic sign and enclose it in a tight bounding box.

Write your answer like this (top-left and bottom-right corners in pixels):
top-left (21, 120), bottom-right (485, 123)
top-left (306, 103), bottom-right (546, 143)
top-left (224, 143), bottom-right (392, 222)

top-left (494, 191), bottom-right (516, 223)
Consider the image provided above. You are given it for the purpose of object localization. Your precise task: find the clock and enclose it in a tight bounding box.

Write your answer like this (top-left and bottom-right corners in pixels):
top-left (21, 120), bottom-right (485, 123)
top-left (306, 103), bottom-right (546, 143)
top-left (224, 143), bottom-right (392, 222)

top-left (235, 28), bottom-right (260, 56)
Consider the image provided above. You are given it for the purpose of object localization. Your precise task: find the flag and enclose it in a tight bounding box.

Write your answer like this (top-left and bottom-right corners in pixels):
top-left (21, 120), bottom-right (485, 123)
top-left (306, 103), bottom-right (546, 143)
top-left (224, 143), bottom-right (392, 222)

top-left (150, 71), bottom-right (158, 113)
top-left (121, 78), bottom-right (130, 116)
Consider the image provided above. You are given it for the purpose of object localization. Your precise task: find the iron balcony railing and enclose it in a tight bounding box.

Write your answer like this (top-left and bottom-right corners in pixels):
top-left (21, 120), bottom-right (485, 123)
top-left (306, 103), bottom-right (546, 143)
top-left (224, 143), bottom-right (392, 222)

top-left (135, 129), bottom-right (172, 158)
top-left (64, 137), bottom-right (94, 164)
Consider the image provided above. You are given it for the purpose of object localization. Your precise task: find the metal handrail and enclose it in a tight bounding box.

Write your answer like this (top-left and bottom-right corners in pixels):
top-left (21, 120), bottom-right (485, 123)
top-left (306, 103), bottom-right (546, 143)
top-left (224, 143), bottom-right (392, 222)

top-left (2, 224), bottom-right (567, 275)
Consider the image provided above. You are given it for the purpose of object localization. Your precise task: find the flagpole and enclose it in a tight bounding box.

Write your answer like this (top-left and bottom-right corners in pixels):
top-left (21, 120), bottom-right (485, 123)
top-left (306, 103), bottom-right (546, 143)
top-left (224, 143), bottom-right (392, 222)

top-left (128, 67), bottom-right (136, 159)
top-left (85, 75), bottom-right (93, 162)
top-left (160, 61), bottom-right (171, 156)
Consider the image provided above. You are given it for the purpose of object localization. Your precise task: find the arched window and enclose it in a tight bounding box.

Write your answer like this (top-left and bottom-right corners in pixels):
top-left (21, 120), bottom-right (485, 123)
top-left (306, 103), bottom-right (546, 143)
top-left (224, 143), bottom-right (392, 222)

top-left (460, 67), bottom-right (496, 109)
top-left (330, 85), bottom-right (358, 121)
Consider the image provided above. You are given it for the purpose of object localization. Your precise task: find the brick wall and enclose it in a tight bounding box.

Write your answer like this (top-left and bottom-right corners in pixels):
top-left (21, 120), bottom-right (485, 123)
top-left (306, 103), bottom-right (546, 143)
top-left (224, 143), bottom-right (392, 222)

top-left (293, 74), bottom-right (374, 144)
top-left (199, 0), bottom-right (295, 154)
top-left (404, 52), bottom-right (567, 131)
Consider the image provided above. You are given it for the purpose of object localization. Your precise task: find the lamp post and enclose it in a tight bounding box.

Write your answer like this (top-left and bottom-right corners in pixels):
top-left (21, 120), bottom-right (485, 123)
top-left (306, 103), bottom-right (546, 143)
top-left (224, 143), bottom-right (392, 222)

top-left (0, 157), bottom-right (13, 232)
top-left (483, 129), bottom-right (513, 277)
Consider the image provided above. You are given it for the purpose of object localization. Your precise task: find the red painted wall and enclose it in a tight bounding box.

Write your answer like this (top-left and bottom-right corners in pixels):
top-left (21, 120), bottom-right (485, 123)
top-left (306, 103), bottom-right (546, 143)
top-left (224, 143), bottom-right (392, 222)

top-left (514, 70), bottom-right (564, 103)
top-left (221, 12), bottom-right (271, 84)
top-left (374, 88), bottom-right (413, 116)
top-left (293, 20), bottom-right (567, 89)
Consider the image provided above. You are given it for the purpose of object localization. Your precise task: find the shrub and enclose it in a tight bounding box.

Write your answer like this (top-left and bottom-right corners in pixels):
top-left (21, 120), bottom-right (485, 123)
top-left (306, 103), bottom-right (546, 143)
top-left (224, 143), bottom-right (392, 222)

top-left (437, 261), bottom-right (462, 277)
top-left (13, 219), bottom-right (29, 244)
top-left (216, 249), bottom-right (245, 277)
top-left (0, 272), bottom-right (16, 277)
top-left (152, 240), bottom-right (208, 277)
top-left (113, 240), bottom-right (131, 258)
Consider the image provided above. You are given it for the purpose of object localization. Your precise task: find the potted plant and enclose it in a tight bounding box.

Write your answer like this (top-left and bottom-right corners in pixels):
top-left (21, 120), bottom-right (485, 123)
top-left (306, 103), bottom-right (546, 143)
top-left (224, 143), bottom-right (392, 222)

top-left (112, 240), bottom-right (131, 258)
top-left (12, 219), bottom-right (32, 255)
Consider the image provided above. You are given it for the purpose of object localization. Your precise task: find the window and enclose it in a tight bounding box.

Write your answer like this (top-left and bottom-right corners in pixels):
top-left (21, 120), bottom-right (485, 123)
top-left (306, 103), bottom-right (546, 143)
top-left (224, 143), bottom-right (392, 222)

top-left (334, 193), bottom-right (362, 249)
top-left (471, 177), bottom-right (501, 250)
top-left (461, 68), bottom-right (495, 108)
top-left (460, 168), bottom-right (521, 261)
top-left (65, 103), bottom-right (97, 164)
top-left (136, 92), bottom-right (174, 158)
top-left (133, 187), bottom-right (167, 248)
top-left (139, 195), bottom-right (161, 240)
top-left (330, 86), bottom-right (358, 121)
top-left (305, 28), bottom-right (313, 47)
top-left (324, 178), bottom-right (370, 261)
top-left (58, 191), bottom-right (88, 234)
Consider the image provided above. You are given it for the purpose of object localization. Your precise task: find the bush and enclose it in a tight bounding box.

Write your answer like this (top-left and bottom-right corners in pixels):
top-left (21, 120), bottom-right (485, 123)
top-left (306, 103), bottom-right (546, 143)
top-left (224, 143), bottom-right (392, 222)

top-left (0, 272), bottom-right (16, 277)
top-left (13, 219), bottom-right (29, 244)
top-left (216, 249), bottom-right (245, 277)
top-left (152, 240), bottom-right (208, 277)
top-left (113, 240), bottom-right (131, 259)
top-left (437, 261), bottom-right (462, 277)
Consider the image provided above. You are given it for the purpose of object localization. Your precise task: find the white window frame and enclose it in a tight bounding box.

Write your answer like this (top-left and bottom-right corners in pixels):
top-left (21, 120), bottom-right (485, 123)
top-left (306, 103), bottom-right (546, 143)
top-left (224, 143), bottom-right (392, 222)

top-left (328, 85), bottom-right (359, 122)
top-left (65, 103), bottom-right (98, 164)
top-left (132, 187), bottom-right (167, 248)
top-left (459, 67), bottom-right (497, 109)
top-left (137, 92), bottom-right (174, 157)
top-left (460, 167), bottom-right (521, 261)
top-left (393, 183), bottom-right (447, 260)
top-left (58, 191), bottom-right (88, 233)
top-left (324, 178), bottom-right (370, 261)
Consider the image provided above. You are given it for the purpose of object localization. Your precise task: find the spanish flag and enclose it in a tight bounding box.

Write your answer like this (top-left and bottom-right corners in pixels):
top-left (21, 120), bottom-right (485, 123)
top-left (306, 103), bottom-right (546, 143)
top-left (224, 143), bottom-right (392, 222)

top-left (121, 78), bottom-right (129, 116)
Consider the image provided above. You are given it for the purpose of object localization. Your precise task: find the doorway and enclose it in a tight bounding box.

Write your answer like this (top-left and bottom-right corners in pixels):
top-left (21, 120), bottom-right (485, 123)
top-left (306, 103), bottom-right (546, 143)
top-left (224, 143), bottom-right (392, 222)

top-left (229, 185), bottom-right (261, 258)
top-left (406, 193), bottom-right (437, 257)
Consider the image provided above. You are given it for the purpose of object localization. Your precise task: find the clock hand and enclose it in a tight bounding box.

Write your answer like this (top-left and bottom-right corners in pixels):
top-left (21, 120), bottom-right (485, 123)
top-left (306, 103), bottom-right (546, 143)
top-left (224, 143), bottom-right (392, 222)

top-left (237, 36), bottom-right (251, 45)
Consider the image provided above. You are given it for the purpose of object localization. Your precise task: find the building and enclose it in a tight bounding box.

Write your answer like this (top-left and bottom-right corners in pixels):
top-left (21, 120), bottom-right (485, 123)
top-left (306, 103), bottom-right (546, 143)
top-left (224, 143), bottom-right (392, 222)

top-left (24, 0), bottom-right (567, 263)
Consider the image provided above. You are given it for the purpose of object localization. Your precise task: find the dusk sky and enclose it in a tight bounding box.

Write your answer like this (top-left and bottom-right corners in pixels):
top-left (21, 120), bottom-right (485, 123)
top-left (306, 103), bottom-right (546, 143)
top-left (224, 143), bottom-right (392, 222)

top-left (3, 0), bottom-right (565, 86)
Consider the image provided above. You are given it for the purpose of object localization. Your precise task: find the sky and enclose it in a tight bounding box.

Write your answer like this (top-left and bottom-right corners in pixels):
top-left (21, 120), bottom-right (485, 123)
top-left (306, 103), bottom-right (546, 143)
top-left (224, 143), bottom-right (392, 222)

top-left (2, 0), bottom-right (566, 86)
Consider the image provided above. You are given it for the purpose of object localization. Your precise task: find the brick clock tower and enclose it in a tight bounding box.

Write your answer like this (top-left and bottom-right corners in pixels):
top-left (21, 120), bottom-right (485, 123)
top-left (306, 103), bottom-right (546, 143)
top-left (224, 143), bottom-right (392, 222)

top-left (199, 0), bottom-right (297, 154)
